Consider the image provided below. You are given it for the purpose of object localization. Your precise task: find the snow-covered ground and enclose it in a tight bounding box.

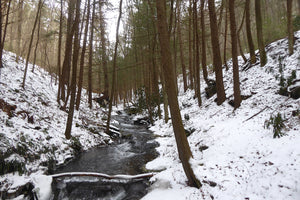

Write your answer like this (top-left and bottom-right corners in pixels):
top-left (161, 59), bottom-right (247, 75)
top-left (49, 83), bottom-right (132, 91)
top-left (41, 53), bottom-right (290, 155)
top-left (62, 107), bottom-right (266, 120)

top-left (0, 52), bottom-right (113, 199)
top-left (0, 31), bottom-right (299, 199)
top-left (143, 32), bottom-right (300, 200)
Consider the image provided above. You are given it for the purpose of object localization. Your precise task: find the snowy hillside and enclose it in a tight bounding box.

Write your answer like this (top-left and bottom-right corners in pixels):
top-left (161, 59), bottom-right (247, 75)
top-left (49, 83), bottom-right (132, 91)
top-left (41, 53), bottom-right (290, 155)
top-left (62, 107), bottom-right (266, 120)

top-left (0, 52), bottom-right (113, 199)
top-left (143, 32), bottom-right (300, 199)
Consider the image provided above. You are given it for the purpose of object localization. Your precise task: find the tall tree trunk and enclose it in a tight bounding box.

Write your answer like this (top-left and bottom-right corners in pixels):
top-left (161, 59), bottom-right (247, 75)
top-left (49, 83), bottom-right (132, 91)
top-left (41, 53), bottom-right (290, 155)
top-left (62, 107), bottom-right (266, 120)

top-left (200, 0), bottom-right (209, 84)
top-left (176, 0), bottom-right (188, 92)
top-left (57, 0), bottom-right (64, 103)
top-left (76, 0), bottom-right (90, 110)
top-left (32, 7), bottom-right (42, 73)
top-left (65, 0), bottom-right (81, 140)
top-left (156, 0), bottom-right (201, 188)
top-left (245, 0), bottom-right (256, 64)
top-left (208, 0), bottom-right (226, 105)
top-left (22, 0), bottom-right (43, 88)
top-left (255, 0), bottom-right (267, 67)
top-left (106, 0), bottom-right (123, 134)
top-left (188, 0), bottom-right (194, 89)
top-left (223, 0), bottom-right (229, 70)
top-left (88, 0), bottom-right (95, 109)
top-left (0, 0), bottom-right (12, 68)
top-left (60, 0), bottom-right (75, 103)
top-left (99, 1), bottom-right (109, 99)
top-left (236, 7), bottom-right (247, 63)
top-left (193, 0), bottom-right (201, 106)
top-left (287, 0), bottom-right (294, 55)
top-left (16, 0), bottom-right (23, 63)
top-left (229, 0), bottom-right (241, 109)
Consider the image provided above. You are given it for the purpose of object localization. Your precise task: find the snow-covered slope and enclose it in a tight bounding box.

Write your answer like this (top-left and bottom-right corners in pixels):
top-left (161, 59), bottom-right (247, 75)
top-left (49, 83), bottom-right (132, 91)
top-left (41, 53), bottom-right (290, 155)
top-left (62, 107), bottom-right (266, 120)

top-left (0, 51), bottom-right (111, 198)
top-left (143, 32), bottom-right (300, 200)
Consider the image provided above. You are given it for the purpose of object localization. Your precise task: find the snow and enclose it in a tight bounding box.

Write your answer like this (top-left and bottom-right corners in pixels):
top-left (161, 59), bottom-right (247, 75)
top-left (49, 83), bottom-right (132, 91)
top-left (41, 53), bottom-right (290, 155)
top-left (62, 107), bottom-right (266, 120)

top-left (0, 29), bottom-right (299, 199)
top-left (31, 173), bottom-right (52, 200)
top-left (143, 32), bottom-right (300, 200)
top-left (0, 51), bottom-right (114, 198)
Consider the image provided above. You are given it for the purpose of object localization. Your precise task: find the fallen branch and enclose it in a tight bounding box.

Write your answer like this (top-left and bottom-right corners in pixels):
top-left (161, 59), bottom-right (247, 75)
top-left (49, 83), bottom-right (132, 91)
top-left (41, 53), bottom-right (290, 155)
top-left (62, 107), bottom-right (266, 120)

top-left (51, 172), bottom-right (155, 180)
top-left (243, 106), bottom-right (270, 123)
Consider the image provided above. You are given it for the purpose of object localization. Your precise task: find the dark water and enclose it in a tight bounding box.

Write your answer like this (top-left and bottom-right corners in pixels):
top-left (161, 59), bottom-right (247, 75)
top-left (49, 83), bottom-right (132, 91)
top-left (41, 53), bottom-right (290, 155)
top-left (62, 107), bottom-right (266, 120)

top-left (50, 113), bottom-right (159, 200)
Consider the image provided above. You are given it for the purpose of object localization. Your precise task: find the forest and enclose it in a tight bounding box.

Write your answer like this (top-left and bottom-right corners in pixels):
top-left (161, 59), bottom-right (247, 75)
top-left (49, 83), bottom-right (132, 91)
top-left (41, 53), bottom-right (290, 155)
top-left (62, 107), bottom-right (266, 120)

top-left (0, 0), bottom-right (299, 199)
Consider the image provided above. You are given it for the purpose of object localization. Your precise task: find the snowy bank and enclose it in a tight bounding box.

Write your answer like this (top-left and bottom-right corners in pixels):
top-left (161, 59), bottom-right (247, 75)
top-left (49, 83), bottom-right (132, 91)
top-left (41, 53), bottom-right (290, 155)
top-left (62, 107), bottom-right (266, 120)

top-left (143, 32), bottom-right (300, 199)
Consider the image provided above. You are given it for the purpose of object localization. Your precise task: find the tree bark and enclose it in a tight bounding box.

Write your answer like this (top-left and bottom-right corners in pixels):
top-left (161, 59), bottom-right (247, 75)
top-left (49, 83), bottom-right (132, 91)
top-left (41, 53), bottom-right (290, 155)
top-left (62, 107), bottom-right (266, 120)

top-left (106, 0), bottom-right (123, 134)
top-left (99, 1), bottom-right (109, 99)
top-left (193, 0), bottom-right (201, 106)
top-left (208, 0), bottom-right (226, 105)
top-left (200, 0), bottom-right (209, 84)
top-left (16, 0), bottom-right (23, 63)
top-left (177, 0), bottom-right (188, 92)
top-left (245, 0), bottom-right (256, 64)
top-left (88, 0), bottom-right (95, 109)
top-left (76, 0), bottom-right (90, 110)
top-left (57, 0), bottom-right (64, 103)
top-left (156, 0), bottom-right (201, 188)
top-left (22, 0), bottom-right (44, 88)
top-left (287, 0), bottom-right (294, 55)
top-left (60, 0), bottom-right (75, 103)
top-left (255, 0), bottom-right (267, 67)
top-left (229, 0), bottom-right (242, 109)
top-left (64, 0), bottom-right (81, 140)
top-left (188, 0), bottom-right (194, 89)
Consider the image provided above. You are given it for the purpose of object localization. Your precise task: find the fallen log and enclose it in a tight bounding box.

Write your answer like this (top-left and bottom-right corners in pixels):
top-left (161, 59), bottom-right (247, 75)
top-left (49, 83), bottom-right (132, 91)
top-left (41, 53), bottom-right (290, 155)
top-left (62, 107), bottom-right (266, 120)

top-left (51, 172), bottom-right (155, 180)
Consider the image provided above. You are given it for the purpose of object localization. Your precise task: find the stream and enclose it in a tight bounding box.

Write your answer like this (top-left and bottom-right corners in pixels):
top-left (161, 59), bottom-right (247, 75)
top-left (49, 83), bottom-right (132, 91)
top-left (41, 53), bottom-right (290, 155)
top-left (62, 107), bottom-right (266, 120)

top-left (50, 112), bottom-right (159, 200)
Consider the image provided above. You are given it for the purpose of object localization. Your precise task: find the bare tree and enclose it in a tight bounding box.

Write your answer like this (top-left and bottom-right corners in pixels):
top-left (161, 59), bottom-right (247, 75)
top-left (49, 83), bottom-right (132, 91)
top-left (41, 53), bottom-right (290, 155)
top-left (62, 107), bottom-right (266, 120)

top-left (287, 0), bottom-right (294, 55)
top-left (76, 0), bottom-right (90, 110)
top-left (156, 0), bottom-right (201, 188)
top-left (255, 0), bottom-right (267, 67)
top-left (106, 0), bottom-right (123, 134)
top-left (65, 0), bottom-right (81, 140)
top-left (245, 0), bottom-right (256, 64)
top-left (208, 0), bottom-right (226, 105)
top-left (229, 0), bottom-right (241, 109)
top-left (22, 0), bottom-right (44, 88)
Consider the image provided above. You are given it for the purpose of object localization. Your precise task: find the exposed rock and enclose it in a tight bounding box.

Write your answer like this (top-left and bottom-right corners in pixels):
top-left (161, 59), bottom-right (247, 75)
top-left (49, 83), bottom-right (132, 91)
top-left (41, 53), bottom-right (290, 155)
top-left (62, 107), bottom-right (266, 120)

top-left (205, 79), bottom-right (217, 99)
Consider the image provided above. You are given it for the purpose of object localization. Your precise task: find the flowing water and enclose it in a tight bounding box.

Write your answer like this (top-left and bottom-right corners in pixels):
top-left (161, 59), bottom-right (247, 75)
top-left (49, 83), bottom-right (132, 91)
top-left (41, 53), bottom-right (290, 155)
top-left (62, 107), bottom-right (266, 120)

top-left (50, 112), bottom-right (159, 200)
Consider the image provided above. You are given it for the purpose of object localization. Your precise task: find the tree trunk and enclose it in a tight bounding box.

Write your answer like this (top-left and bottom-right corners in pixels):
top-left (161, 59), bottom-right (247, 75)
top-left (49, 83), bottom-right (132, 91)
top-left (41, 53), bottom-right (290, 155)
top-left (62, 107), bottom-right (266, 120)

top-left (200, 0), bottom-right (209, 84)
top-left (208, 0), bottom-right (226, 105)
top-left (64, 0), bottom-right (81, 140)
top-left (99, 1), bottom-right (109, 99)
top-left (287, 0), bottom-right (294, 55)
top-left (106, 0), bottom-right (123, 134)
top-left (255, 0), bottom-right (267, 67)
top-left (22, 0), bottom-right (43, 88)
top-left (188, 0), bottom-right (194, 89)
top-left (156, 0), bottom-right (201, 188)
top-left (76, 0), bottom-right (90, 110)
top-left (57, 0), bottom-right (64, 103)
top-left (176, 0), bottom-right (188, 92)
top-left (245, 0), bottom-right (256, 64)
top-left (229, 0), bottom-right (242, 109)
top-left (193, 0), bottom-right (201, 107)
top-left (16, 0), bottom-right (23, 63)
top-left (60, 0), bottom-right (75, 103)
top-left (223, 0), bottom-right (229, 70)
top-left (88, 0), bottom-right (95, 109)
top-left (32, 7), bottom-right (42, 73)
top-left (0, 0), bottom-right (12, 68)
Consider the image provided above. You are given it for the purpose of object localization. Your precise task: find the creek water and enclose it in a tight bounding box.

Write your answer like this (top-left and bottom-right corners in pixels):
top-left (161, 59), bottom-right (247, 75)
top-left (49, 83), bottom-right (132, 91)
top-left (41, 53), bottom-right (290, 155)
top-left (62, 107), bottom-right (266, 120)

top-left (50, 112), bottom-right (159, 200)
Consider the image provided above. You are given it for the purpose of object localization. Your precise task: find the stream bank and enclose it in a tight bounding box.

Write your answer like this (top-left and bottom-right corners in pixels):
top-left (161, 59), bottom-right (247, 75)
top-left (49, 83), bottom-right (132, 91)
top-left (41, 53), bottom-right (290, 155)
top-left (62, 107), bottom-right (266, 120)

top-left (50, 112), bottom-right (159, 200)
